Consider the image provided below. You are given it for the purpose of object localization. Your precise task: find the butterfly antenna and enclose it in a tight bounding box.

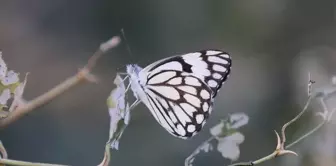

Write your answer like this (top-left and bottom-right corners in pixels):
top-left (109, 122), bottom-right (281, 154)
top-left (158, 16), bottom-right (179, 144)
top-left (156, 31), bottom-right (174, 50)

top-left (115, 28), bottom-right (135, 72)
top-left (121, 28), bottom-right (134, 57)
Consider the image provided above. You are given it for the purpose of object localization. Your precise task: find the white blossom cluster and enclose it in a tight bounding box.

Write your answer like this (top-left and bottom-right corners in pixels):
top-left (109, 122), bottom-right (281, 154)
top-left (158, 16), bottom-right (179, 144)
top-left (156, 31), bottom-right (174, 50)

top-left (0, 52), bottom-right (27, 118)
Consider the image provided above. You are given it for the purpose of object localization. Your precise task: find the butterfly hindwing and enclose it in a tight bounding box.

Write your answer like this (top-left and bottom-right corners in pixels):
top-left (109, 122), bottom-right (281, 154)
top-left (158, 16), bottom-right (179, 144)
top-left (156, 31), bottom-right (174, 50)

top-left (143, 70), bottom-right (214, 138)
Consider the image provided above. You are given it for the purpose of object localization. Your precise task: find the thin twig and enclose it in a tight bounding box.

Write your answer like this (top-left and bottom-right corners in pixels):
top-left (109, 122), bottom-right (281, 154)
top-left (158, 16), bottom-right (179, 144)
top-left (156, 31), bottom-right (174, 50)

top-left (229, 95), bottom-right (312, 166)
top-left (0, 159), bottom-right (68, 166)
top-left (228, 131), bottom-right (296, 166)
top-left (98, 144), bottom-right (111, 166)
top-left (280, 96), bottom-right (312, 148)
top-left (228, 75), bottom-right (333, 166)
top-left (185, 136), bottom-right (215, 166)
top-left (320, 98), bottom-right (328, 113)
top-left (0, 69), bottom-right (92, 128)
top-left (229, 151), bottom-right (277, 166)
top-left (0, 36), bottom-right (120, 129)
top-left (285, 97), bottom-right (330, 149)
top-left (87, 36), bottom-right (120, 71)
top-left (285, 121), bottom-right (325, 149)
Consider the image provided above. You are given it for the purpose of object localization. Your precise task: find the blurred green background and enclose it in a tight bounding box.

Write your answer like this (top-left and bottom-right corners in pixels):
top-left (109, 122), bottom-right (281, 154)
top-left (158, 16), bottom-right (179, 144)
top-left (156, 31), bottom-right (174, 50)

top-left (1, 0), bottom-right (336, 166)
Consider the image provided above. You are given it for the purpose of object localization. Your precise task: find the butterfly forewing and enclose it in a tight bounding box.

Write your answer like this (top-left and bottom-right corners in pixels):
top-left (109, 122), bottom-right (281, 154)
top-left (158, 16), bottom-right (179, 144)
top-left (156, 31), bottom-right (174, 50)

top-left (143, 50), bottom-right (232, 96)
top-left (144, 70), bottom-right (213, 138)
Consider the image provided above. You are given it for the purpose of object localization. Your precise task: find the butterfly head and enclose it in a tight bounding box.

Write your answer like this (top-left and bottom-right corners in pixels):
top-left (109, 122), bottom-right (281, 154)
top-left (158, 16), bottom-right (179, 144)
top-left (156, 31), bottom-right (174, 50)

top-left (126, 64), bottom-right (147, 102)
top-left (126, 64), bottom-right (142, 76)
top-left (126, 64), bottom-right (146, 86)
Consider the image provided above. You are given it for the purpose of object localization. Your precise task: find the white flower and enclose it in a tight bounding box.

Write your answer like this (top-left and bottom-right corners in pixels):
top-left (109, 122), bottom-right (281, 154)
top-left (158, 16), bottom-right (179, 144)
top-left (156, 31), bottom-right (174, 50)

top-left (7, 73), bottom-right (28, 112)
top-left (316, 108), bottom-right (335, 122)
top-left (1, 70), bottom-right (19, 86)
top-left (0, 89), bottom-right (11, 105)
top-left (332, 76), bottom-right (336, 85)
top-left (209, 113), bottom-right (248, 162)
top-left (0, 53), bottom-right (27, 112)
top-left (216, 132), bottom-right (245, 161)
top-left (210, 121), bottom-right (225, 137)
top-left (0, 53), bottom-right (8, 80)
top-left (210, 113), bottom-right (249, 137)
top-left (13, 73), bottom-right (28, 98)
top-left (230, 113), bottom-right (249, 129)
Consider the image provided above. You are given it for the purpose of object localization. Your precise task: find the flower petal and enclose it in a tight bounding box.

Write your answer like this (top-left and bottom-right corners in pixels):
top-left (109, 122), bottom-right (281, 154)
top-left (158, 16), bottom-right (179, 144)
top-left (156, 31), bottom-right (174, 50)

top-left (217, 132), bottom-right (245, 161)
top-left (0, 53), bottom-right (8, 80)
top-left (0, 89), bottom-right (10, 105)
top-left (230, 113), bottom-right (249, 129)
top-left (1, 70), bottom-right (19, 86)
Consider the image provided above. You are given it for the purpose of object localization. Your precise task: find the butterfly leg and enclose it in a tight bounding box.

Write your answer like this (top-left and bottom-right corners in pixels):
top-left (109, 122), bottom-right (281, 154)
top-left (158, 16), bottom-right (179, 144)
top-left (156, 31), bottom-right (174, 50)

top-left (116, 72), bottom-right (130, 83)
top-left (124, 79), bottom-right (132, 92)
top-left (116, 74), bottom-right (131, 92)
top-left (117, 72), bottom-right (129, 76)
top-left (129, 99), bottom-right (140, 110)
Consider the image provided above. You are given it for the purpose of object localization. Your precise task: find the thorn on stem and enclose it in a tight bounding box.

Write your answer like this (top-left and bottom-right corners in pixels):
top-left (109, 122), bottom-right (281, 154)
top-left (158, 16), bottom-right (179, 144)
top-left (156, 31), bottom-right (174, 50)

top-left (278, 150), bottom-right (298, 156)
top-left (274, 130), bottom-right (281, 150)
top-left (273, 130), bottom-right (298, 157)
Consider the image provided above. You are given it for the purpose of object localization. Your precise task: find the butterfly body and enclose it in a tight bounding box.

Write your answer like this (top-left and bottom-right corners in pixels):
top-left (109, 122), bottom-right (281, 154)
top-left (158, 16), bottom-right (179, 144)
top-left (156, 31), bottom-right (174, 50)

top-left (126, 50), bottom-right (232, 139)
top-left (126, 64), bottom-right (154, 115)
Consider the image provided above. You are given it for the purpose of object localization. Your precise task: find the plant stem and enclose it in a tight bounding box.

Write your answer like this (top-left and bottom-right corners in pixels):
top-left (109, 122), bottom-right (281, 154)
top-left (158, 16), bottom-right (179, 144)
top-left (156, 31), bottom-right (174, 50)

top-left (0, 69), bottom-right (92, 128)
top-left (0, 159), bottom-right (68, 166)
top-left (0, 36), bottom-right (120, 128)
top-left (285, 121), bottom-right (325, 149)
top-left (281, 96), bottom-right (312, 147)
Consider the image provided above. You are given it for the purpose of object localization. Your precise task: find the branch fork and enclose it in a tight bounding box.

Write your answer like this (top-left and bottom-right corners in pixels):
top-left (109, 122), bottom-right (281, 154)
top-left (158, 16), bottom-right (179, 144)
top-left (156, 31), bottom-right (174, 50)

top-left (273, 130), bottom-right (297, 157)
top-left (0, 36), bottom-right (121, 166)
top-left (229, 74), bottom-right (318, 166)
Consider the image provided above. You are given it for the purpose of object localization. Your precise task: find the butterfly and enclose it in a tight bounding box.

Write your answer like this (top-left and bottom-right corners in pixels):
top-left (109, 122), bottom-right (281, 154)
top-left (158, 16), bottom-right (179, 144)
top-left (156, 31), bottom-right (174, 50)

top-left (125, 50), bottom-right (232, 139)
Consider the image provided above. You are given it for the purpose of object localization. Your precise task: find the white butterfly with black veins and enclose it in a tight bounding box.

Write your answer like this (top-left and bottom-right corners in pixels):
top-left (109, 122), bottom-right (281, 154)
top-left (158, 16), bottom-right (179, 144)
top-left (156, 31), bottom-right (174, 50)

top-left (126, 50), bottom-right (232, 139)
